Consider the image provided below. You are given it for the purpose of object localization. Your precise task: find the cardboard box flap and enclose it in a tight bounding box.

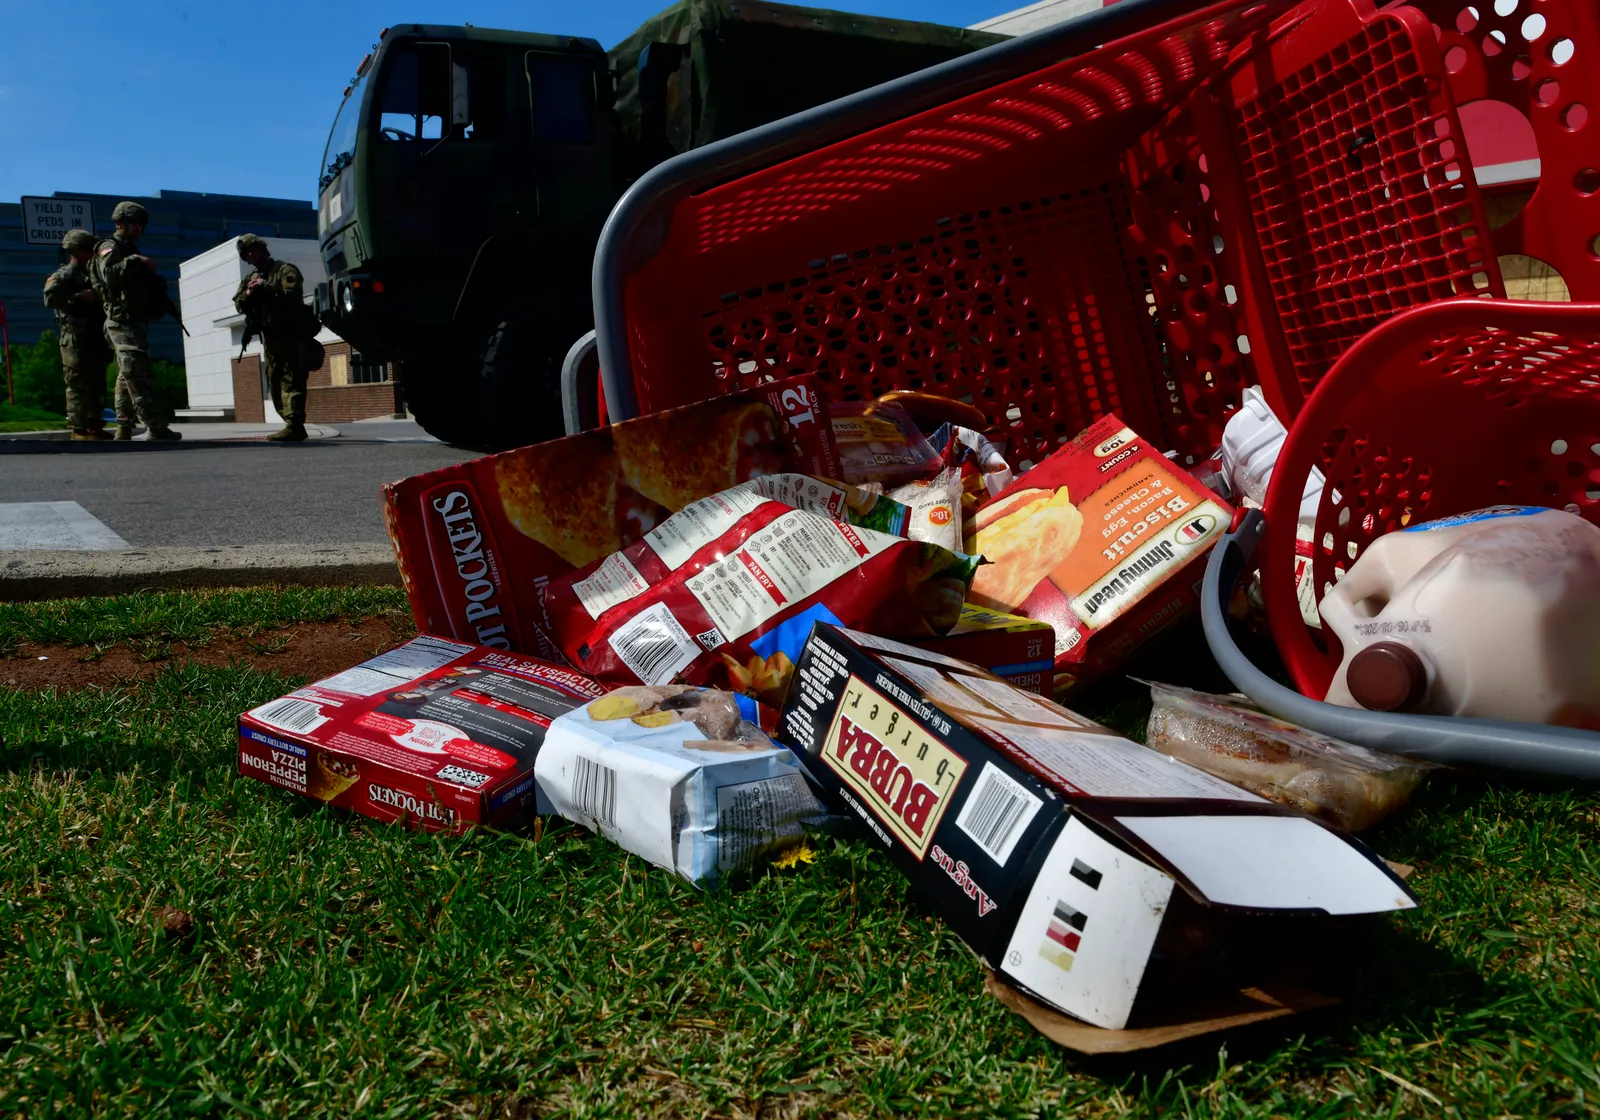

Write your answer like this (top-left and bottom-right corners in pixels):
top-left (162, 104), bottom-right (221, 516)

top-left (984, 969), bottom-right (1338, 1055)
top-left (1110, 813), bottom-right (1417, 915)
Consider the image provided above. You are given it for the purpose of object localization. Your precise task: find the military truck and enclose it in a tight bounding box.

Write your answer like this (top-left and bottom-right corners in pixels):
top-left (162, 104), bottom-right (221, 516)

top-left (312, 0), bottom-right (1005, 446)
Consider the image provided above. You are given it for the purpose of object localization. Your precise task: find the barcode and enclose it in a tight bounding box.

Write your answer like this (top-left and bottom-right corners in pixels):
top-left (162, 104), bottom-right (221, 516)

top-left (955, 763), bottom-right (1043, 866)
top-left (250, 697), bottom-right (327, 734)
top-left (608, 601), bottom-right (699, 685)
top-left (572, 755), bottom-right (618, 828)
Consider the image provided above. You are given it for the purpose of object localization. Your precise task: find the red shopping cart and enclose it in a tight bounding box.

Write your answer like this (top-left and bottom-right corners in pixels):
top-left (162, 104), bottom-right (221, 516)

top-left (1412, 0), bottom-right (1600, 301)
top-left (587, 0), bottom-right (1503, 461)
top-left (1202, 297), bottom-right (1600, 775)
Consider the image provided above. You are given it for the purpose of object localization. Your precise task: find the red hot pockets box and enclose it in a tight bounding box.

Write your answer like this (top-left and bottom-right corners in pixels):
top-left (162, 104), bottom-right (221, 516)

top-left (381, 376), bottom-right (839, 662)
top-left (238, 636), bottom-right (606, 832)
top-left (780, 624), bottom-right (1414, 1036)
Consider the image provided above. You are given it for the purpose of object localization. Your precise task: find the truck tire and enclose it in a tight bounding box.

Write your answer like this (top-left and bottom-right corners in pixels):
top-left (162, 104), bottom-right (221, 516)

top-left (399, 323), bottom-right (568, 450)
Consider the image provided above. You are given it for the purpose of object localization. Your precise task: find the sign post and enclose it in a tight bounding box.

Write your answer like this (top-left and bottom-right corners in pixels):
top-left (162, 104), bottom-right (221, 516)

top-left (20, 196), bottom-right (97, 247)
top-left (1, 300), bottom-right (12, 406)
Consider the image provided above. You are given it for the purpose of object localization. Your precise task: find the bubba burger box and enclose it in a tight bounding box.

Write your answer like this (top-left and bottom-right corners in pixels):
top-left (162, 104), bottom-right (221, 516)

top-left (381, 376), bottom-right (838, 662)
top-left (238, 636), bottom-right (605, 832)
top-left (966, 414), bottom-right (1232, 695)
top-left (781, 625), bottom-right (1415, 1034)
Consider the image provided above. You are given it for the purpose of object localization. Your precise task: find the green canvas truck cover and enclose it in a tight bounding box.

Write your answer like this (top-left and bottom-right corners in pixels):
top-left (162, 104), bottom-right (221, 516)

top-left (609, 0), bottom-right (1008, 178)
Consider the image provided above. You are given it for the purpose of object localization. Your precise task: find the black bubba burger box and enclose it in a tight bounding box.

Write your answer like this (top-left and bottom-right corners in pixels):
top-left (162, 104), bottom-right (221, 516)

top-left (781, 625), bottom-right (1417, 1031)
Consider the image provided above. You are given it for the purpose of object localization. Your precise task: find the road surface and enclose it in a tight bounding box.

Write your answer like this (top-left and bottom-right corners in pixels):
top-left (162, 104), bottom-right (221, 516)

top-left (1, 421), bottom-right (485, 550)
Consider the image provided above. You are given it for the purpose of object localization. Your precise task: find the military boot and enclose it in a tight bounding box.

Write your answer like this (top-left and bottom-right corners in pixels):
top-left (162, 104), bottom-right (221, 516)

top-left (70, 429), bottom-right (102, 441)
top-left (266, 423), bottom-right (308, 442)
top-left (115, 424), bottom-right (136, 441)
top-left (148, 427), bottom-right (184, 442)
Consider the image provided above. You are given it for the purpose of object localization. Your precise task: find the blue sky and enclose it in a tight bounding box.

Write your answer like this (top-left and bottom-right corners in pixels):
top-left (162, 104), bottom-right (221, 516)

top-left (0, 0), bottom-right (1012, 205)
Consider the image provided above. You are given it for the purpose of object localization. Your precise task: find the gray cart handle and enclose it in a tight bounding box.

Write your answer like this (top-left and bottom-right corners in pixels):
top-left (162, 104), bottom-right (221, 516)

top-left (1202, 510), bottom-right (1600, 778)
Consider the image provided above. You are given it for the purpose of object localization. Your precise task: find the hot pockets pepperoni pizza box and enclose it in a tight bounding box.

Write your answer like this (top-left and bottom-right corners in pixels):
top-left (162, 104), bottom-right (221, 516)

top-left (380, 375), bottom-right (839, 662)
top-left (910, 604), bottom-right (1054, 696)
top-left (779, 624), bottom-right (1415, 1040)
top-left (965, 414), bottom-right (1233, 697)
top-left (238, 636), bottom-right (607, 833)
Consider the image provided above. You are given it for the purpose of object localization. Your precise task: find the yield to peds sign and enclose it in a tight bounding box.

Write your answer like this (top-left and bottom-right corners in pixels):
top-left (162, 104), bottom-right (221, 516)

top-left (20, 197), bottom-right (97, 247)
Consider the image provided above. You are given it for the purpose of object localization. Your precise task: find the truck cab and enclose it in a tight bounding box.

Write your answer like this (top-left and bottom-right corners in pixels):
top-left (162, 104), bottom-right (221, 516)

top-left (314, 26), bottom-right (614, 445)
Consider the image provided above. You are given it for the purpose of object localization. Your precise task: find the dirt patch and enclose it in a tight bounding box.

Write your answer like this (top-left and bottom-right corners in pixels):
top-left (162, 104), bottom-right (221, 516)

top-left (1, 618), bottom-right (415, 691)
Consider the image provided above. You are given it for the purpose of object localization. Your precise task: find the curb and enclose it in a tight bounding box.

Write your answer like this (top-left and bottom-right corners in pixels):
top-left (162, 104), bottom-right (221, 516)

top-left (0, 544), bottom-right (401, 602)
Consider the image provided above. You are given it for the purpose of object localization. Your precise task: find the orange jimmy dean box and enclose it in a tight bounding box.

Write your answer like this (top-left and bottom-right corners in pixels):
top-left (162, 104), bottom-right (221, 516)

top-left (966, 415), bottom-right (1232, 695)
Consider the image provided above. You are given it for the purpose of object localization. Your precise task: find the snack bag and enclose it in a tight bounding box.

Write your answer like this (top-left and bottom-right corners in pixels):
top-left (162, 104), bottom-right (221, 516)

top-left (1141, 681), bottom-right (1433, 831)
top-left (536, 686), bottom-right (828, 886)
top-left (542, 475), bottom-right (909, 641)
top-left (563, 502), bottom-right (980, 702)
top-left (830, 400), bottom-right (943, 486)
top-left (380, 376), bottom-right (837, 660)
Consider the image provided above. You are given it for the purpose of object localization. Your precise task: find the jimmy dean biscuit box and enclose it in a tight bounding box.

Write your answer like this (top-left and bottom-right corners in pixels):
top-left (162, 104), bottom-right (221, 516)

top-left (966, 414), bottom-right (1232, 695)
top-left (781, 625), bottom-right (1415, 1031)
top-left (911, 604), bottom-right (1053, 695)
top-left (238, 636), bottom-right (606, 833)
top-left (381, 376), bottom-right (839, 662)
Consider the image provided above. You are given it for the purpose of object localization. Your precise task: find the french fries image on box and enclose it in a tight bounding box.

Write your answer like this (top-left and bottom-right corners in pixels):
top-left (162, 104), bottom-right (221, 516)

top-left (967, 487), bottom-right (1084, 611)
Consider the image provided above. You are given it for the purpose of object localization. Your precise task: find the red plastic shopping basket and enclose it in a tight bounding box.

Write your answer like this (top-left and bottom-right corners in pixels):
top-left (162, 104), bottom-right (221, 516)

top-left (591, 0), bottom-right (1503, 463)
top-left (1259, 297), bottom-right (1600, 700)
top-left (1411, 0), bottom-right (1600, 301)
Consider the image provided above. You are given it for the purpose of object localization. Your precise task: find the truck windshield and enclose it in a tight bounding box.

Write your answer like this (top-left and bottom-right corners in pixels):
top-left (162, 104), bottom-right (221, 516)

top-left (322, 72), bottom-right (366, 189)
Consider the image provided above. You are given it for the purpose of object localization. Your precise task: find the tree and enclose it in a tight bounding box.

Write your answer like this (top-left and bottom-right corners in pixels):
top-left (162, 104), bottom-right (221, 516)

top-left (3, 330), bottom-right (188, 418)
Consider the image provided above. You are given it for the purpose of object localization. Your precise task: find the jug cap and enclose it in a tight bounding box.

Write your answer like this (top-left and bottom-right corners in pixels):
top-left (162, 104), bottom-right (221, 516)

top-left (1346, 642), bottom-right (1428, 712)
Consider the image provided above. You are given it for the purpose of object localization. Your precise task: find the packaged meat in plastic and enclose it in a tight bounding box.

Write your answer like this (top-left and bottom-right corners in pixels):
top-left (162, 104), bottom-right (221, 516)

top-left (1141, 681), bottom-right (1433, 831)
top-left (536, 686), bottom-right (828, 886)
top-left (560, 501), bottom-right (980, 703)
top-left (830, 400), bottom-right (943, 486)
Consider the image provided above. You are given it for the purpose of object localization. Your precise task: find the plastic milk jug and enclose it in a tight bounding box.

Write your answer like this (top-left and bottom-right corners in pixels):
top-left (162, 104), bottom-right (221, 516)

top-left (1321, 507), bottom-right (1600, 727)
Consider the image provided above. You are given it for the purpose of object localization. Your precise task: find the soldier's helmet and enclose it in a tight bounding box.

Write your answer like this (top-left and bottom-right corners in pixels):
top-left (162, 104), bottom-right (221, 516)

top-left (62, 229), bottom-right (98, 252)
top-left (236, 233), bottom-right (269, 257)
top-left (111, 201), bottom-right (149, 225)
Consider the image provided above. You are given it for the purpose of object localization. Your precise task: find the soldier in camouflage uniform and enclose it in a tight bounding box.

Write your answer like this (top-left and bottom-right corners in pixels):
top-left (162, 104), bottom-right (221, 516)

top-left (90, 201), bottom-right (182, 442)
top-left (234, 234), bottom-right (313, 442)
top-left (42, 228), bottom-right (113, 440)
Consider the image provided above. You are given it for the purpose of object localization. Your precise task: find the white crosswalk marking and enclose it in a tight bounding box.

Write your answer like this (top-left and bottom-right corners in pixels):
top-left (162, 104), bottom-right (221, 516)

top-left (0, 502), bottom-right (131, 550)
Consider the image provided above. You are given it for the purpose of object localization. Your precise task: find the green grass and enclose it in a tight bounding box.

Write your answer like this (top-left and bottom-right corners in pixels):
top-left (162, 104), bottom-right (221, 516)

top-left (1, 593), bottom-right (1598, 1118)
top-left (0, 402), bottom-right (69, 432)
top-left (0, 586), bottom-right (412, 658)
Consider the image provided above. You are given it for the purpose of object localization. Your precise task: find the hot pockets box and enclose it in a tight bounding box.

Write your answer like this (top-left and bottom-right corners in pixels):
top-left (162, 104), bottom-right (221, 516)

top-left (780, 624), bottom-right (1414, 1038)
top-left (238, 636), bottom-right (606, 832)
top-left (381, 376), bottom-right (838, 662)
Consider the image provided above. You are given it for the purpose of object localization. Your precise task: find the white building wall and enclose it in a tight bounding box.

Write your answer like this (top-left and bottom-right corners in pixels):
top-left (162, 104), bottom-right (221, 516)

top-left (971, 0), bottom-right (1105, 34)
top-left (179, 237), bottom-right (337, 412)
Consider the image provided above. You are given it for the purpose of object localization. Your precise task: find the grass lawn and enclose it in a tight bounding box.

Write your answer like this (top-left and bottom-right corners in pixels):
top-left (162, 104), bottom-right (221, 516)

top-left (1, 588), bottom-right (1596, 1118)
top-left (0, 403), bottom-right (70, 433)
